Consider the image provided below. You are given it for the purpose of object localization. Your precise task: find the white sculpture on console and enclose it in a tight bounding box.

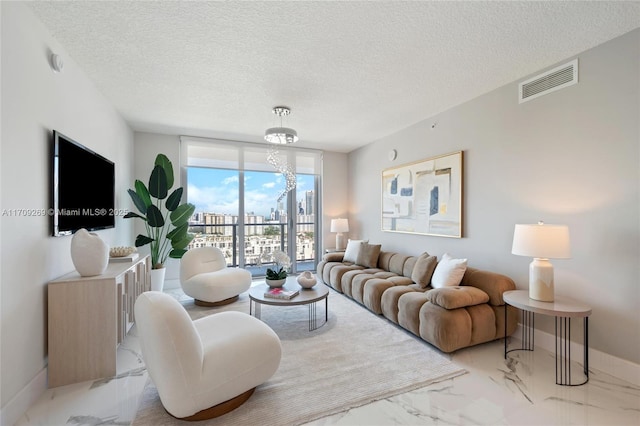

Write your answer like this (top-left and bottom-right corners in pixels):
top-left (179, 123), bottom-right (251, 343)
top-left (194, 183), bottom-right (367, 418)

top-left (70, 228), bottom-right (109, 277)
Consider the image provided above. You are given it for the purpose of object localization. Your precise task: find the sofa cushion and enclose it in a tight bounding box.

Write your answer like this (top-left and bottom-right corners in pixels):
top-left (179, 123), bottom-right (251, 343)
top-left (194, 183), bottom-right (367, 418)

top-left (356, 242), bottom-right (382, 268)
top-left (323, 252), bottom-right (344, 262)
top-left (343, 239), bottom-right (367, 263)
top-left (388, 253), bottom-right (410, 275)
top-left (377, 251), bottom-right (395, 270)
top-left (402, 256), bottom-right (418, 278)
top-left (431, 253), bottom-right (467, 288)
top-left (460, 267), bottom-right (516, 306)
top-left (426, 286), bottom-right (489, 310)
top-left (411, 253), bottom-right (438, 288)
top-left (372, 271), bottom-right (396, 279)
top-left (387, 276), bottom-right (413, 286)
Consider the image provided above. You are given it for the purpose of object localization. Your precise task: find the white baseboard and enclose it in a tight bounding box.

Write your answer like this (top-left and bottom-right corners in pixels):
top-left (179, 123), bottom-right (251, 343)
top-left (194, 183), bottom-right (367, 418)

top-left (0, 367), bottom-right (47, 426)
top-left (514, 324), bottom-right (640, 386)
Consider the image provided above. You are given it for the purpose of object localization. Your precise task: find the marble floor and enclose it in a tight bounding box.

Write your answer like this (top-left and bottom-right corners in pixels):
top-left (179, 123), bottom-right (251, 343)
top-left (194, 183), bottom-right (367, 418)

top-left (16, 288), bottom-right (640, 426)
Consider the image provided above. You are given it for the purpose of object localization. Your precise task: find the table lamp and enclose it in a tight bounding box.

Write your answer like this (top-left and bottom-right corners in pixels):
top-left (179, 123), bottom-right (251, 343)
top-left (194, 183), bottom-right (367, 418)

top-left (511, 222), bottom-right (571, 302)
top-left (330, 218), bottom-right (349, 251)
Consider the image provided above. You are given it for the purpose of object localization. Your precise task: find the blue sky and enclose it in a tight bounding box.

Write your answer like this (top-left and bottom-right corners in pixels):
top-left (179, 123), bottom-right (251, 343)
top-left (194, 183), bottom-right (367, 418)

top-left (186, 167), bottom-right (314, 217)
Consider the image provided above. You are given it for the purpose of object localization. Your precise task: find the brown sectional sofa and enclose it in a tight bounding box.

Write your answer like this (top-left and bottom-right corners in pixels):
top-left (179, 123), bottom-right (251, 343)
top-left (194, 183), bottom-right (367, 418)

top-left (317, 249), bottom-right (518, 353)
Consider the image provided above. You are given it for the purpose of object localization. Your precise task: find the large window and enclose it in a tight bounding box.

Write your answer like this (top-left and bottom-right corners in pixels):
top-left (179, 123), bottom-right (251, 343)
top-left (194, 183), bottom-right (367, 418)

top-left (181, 137), bottom-right (322, 276)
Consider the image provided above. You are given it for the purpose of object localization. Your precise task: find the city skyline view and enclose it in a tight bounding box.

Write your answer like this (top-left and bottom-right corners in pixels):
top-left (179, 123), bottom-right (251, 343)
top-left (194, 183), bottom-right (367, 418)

top-left (187, 167), bottom-right (314, 218)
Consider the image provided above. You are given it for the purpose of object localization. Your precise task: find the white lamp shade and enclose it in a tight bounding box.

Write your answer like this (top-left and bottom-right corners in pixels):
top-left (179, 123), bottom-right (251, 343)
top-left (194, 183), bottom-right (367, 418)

top-left (330, 218), bottom-right (349, 233)
top-left (512, 223), bottom-right (571, 259)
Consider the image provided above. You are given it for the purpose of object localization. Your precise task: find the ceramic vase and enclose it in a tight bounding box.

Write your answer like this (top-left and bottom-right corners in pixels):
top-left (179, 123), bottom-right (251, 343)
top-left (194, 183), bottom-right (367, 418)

top-left (266, 278), bottom-right (286, 288)
top-left (297, 271), bottom-right (317, 289)
top-left (70, 228), bottom-right (109, 277)
top-left (150, 268), bottom-right (166, 292)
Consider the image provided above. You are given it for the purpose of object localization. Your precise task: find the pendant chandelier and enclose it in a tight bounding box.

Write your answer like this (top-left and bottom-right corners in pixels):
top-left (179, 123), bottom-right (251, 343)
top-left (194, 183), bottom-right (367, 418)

top-left (264, 106), bottom-right (299, 144)
top-left (265, 106), bottom-right (297, 201)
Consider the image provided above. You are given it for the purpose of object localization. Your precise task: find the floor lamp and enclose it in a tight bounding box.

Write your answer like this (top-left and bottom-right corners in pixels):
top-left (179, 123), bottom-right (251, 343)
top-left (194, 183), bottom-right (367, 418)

top-left (331, 218), bottom-right (349, 251)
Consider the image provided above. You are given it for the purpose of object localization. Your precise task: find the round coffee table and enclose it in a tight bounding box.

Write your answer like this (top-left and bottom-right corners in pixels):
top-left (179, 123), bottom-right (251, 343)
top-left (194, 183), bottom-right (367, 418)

top-left (249, 277), bottom-right (329, 331)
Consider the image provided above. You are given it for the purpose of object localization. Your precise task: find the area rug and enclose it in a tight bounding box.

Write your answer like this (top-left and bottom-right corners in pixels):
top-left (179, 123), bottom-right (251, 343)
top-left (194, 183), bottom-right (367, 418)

top-left (132, 287), bottom-right (466, 426)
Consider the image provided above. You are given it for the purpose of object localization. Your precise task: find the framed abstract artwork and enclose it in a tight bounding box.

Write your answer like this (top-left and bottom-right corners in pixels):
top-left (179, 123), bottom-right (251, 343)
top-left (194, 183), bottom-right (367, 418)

top-left (382, 150), bottom-right (463, 238)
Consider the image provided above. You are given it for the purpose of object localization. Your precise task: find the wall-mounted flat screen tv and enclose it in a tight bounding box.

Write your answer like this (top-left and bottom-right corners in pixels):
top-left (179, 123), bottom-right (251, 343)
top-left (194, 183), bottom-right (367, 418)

top-left (52, 130), bottom-right (115, 236)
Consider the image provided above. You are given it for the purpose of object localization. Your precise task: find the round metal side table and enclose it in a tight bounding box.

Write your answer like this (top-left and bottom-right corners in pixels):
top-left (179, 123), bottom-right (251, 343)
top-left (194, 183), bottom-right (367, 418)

top-left (503, 290), bottom-right (592, 386)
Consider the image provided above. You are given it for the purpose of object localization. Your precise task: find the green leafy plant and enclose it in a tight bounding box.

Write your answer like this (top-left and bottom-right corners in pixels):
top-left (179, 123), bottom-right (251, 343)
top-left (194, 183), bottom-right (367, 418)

top-left (266, 266), bottom-right (288, 280)
top-left (124, 154), bottom-right (195, 269)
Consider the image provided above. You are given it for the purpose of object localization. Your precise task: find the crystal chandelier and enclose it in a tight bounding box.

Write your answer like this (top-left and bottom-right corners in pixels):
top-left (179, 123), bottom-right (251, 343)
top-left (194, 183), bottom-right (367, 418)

top-left (267, 148), bottom-right (296, 202)
top-left (265, 106), bottom-right (297, 201)
top-left (264, 106), bottom-right (299, 144)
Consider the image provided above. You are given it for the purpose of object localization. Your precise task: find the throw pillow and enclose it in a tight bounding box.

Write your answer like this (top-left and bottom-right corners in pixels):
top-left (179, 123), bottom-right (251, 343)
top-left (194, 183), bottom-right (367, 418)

top-left (411, 252), bottom-right (438, 288)
top-left (343, 239), bottom-right (367, 263)
top-left (356, 242), bottom-right (382, 268)
top-left (431, 253), bottom-right (468, 288)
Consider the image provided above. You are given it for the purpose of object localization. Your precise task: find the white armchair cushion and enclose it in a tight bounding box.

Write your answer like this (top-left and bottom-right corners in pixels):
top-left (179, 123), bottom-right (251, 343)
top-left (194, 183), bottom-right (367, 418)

top-left (180, 247), bottom-right (251, 304)
top-left (180, 246), bottom-right (227, 282)
top-left (135, 291), bottom-right (282, 419)
top-left (182, 268), bottom-right (252, 302)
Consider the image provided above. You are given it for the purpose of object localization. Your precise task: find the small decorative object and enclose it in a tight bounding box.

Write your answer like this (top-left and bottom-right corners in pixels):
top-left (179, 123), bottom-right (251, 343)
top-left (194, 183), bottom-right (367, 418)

top-left (70, 228), bottom-right (109, 277)
top-left (109, 246), bottom-right (137, 257)
top-left (264, 287), bottom-right (299, 300)
top-left (297, 271), bottom-right (317, 289)
top-left (260, 249), bottom-right (291, 288)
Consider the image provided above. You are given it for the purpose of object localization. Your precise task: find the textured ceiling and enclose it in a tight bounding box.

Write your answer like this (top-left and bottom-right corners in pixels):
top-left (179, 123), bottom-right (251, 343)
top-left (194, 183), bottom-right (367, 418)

top-left (27, 1), bottom-right (640, 153)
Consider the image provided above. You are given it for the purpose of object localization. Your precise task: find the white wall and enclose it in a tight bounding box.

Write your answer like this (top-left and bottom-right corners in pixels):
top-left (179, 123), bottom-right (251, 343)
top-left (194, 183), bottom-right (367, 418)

top-left (321, 151), bottom-right (349, 250)
top-left (0, 3), bottom-right (134, 422)
top-left (349, 29), bottom-right (639, 364)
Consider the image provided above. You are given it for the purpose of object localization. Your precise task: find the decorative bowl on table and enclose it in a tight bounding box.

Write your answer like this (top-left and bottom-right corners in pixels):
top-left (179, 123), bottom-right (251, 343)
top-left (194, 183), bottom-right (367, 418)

top-left (109, 246), bottom-right (137, 258)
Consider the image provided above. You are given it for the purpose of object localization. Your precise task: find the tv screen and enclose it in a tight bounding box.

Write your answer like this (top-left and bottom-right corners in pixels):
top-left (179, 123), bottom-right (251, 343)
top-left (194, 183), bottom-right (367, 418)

top-left (52, 130), bottom-right (115, 236)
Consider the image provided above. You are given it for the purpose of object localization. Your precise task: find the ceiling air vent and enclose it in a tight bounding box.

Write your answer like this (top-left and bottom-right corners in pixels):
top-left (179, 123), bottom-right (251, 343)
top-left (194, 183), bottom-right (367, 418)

top-left (519, 59), bottom-right (578, 103)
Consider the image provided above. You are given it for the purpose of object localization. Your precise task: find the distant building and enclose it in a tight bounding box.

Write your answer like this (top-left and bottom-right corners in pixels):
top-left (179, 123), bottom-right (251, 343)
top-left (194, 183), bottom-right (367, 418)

top-left (203, 213), bottom-right (235, 236)
top-left (305, 190), bottom-right (314, 215)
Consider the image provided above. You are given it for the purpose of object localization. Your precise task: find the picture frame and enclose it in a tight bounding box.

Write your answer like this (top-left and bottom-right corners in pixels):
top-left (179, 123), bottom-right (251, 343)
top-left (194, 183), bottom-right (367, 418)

top-left (382, 150), bottom-right (463, 238)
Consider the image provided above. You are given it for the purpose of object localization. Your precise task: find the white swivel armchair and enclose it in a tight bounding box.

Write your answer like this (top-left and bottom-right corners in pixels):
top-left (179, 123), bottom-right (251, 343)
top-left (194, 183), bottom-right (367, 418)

top-left (134, 291), bottom-right (282, 420)
top-left (180, 247), bottom-right (252, 306)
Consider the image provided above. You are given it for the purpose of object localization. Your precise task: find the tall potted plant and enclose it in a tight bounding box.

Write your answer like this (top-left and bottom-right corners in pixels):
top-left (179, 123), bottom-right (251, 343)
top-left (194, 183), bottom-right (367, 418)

top-left (124, 154), bottom-right (195, 291)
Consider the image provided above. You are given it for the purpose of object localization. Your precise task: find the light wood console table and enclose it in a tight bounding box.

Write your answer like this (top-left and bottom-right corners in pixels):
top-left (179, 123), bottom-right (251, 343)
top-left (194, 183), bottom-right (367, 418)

top-left (47, 254), bottom-right (150, 388)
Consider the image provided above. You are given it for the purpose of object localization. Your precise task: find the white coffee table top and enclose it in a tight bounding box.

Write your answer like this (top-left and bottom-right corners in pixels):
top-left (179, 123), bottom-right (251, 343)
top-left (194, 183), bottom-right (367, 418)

top-left (249, 277), bottom-right (329, 306)
top-left (503, 290), bottom-right (591, 318)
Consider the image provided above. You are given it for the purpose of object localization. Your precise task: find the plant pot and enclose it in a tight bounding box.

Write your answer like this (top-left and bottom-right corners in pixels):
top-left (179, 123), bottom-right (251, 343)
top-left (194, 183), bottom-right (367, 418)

top-left (150, 268), bottom-right (166, 292)
top-left (265, 278), bottom-right (286, 288)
